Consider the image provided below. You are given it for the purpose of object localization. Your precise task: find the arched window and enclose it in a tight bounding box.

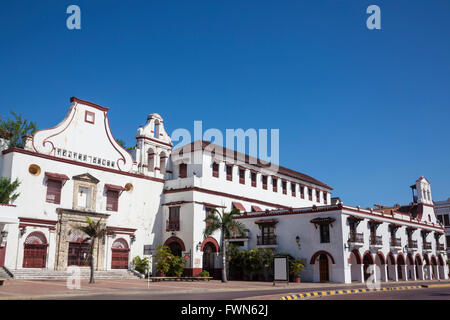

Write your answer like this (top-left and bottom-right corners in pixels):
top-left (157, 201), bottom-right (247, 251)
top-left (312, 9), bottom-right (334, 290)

top-left (147, 149), bottom-right (155, 172)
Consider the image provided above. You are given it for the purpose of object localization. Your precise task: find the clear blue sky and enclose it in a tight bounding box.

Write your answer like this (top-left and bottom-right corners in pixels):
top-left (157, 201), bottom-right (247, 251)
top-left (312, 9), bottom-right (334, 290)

top-left (1, 1), bottom-right (449, 208)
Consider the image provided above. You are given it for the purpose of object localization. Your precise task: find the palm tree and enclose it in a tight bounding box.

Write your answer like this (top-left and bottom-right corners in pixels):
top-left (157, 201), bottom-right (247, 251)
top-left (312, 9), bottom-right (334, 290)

top-left (70, 217), bottom-right (111, 284)
top-left (0, 177), bottom-right (20, 204)
top-left (204, 208), bottom-right (247, 283)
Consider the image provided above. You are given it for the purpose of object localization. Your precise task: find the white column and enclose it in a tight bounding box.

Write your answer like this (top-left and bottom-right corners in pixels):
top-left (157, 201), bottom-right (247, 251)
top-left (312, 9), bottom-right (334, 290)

top-left (434, 265), bottom-right (440, 280)
top-left (402, 265), bottom-right (408, 281)
top-left (359, 264), bottom-right (364, 283)
top-left (383, 264), bottom-right (388, 282)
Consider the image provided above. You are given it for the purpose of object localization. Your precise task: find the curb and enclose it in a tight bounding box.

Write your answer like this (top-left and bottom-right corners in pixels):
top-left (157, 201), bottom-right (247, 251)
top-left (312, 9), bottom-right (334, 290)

top-left (280, 285), bottom-right (425, 300)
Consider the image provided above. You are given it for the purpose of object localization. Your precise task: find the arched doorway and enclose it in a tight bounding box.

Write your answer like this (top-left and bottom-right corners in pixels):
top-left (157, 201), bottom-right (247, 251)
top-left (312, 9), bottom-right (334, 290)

top-left (438, 255), bottom-right (445, 279)
top-left (349, 249), bottom-right (362, 282)
top-left (164, 237), bottom-right (185, 257)
top-left (386, 252), bottom-right (396, 281)
top-left (202, 242), bottom-right (216, 275)
top-left (319, 254), bottom-right (329, 282)
top-left (397, 254), bottom-right (405, 281)
top-left (362, 252), bottom-right (374, 281)
top-left (414, 254), bottom-right (423, 280)
top-left (23, 232), bottom-right (48, 268)
top-left (431, 255), bottom-right (438, 279)
top-left (375, 252), bottom-right (386, 282)
top-left (406, 253), bottom-right (415, 280)
top-left (423, 254), bottom-right (431, 280)
top-left (111, 238), bottom-right (130, 269)
top-left (68, 229), bottom-right (91, 267)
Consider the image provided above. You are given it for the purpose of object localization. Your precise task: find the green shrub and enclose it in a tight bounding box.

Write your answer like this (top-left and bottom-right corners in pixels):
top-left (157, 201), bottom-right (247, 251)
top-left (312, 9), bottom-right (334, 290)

top-left (132, 256), bottom-right (149, 274)
top-left (198, 270), bottom-right (210, 277)
top-left (154, 245), bottom-right (172, 275)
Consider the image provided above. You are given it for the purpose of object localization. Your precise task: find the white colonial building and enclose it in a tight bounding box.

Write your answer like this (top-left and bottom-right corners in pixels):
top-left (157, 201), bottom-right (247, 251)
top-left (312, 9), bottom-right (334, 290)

top-left (0, 97), bottom-right (447, 283)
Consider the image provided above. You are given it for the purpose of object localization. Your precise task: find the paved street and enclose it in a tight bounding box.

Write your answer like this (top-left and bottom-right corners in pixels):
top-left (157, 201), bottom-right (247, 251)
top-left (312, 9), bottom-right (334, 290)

top-left (0, 278), bottom-right (449, 300)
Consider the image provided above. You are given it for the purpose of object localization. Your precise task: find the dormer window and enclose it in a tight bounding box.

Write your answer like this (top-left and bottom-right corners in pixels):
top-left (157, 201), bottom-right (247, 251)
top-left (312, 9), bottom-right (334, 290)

top-left (85, 111), bottom-right (95, 124)
top-left (78, 186), bottom-right (92, 209)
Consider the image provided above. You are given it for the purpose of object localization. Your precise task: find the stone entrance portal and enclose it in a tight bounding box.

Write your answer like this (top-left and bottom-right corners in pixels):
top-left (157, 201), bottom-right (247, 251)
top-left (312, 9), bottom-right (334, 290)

top-left (55, 208), bottom-right (109, 271)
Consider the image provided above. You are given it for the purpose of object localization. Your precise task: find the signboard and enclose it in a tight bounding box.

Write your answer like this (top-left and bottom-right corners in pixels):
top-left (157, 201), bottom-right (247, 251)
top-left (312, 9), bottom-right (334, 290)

top-left (273, 255), bottom-right (289, 284)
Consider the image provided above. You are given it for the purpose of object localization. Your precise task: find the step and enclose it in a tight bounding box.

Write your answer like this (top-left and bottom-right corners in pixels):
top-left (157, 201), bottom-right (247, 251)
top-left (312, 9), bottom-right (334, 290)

top-left (9, 269), bottom-right (139, 280)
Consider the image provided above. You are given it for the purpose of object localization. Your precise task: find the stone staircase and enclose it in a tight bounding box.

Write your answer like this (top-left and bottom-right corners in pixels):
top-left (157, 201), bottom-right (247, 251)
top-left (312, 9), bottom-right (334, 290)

top-left (9, 268), bottom-right (140, 280)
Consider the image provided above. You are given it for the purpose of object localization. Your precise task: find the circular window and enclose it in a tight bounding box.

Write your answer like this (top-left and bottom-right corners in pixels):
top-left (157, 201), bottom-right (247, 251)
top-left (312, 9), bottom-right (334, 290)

top-left (28, 164), bottom-right (41, 176)
top-left (125, 183), bottom-right (133, 192)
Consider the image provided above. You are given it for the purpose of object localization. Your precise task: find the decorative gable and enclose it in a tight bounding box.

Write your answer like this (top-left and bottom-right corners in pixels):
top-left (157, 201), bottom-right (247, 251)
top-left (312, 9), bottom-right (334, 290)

top-left (32, 97), bottom-right (134, 172)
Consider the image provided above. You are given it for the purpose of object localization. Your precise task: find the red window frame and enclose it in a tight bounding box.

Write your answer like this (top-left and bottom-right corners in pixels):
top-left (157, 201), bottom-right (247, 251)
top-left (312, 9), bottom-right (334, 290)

top-left (226, 165), bottom-right (233, 181)
top-left (262, 176), bottom-right (267, 190)
top-left (323, 192), bottom-right (328, 204)
top-left (212, 162), bottom-right (219, 178)
top-left (85, 111), bottom-right (95, 124)
top-left (239, 169), bottom-right (245, 184)
top-left (316, 189), bottom-right (320, 202)
top-left (251, 172), bottom-right (257, 187)
top-left (106, 190), bottom-right (119, 212)
top-left (291, 183), bottom-right (296, 197)
top-left (300, 185), bottom-right (304, 199)
top-left (282, 181), bottom-right (287, 194)
top-left (272, 178), bottom-right (277, 192)
top-left (46, 179), bottom-right (62, 204)
top-left (179, 163), bottom-right (187, 178)
top-left (308, 189), bottom-right (313, 201)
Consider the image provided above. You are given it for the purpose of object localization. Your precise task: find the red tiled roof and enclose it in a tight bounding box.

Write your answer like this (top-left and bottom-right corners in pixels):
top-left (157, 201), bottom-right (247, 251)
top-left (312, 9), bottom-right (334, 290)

top-left (232, 201), bottom-right (246, 212)
top-left (45, 172), bottom-right (70, 181)
top-left (174, 140), bottom-right (332, 190)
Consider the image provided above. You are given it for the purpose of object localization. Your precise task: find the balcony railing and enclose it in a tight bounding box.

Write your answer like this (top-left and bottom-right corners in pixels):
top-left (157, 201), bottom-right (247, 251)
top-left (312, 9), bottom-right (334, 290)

top-left (349, 233), bottom-right (364, 244)
top-left (390, 238), bottom-right (402, 247)
top-left (437, 243), bottom-right (445, 251)
top-left (423, 241), bottom-right (432, 250)
top-left (370, 235), bottom-right (382, 246)
top-left (166, 220), bottom-right (180, 232)
top-left (408, 240), bottom-right (418, 249)
top-left (257, 235), bottom-right (277, 245)
top-left (229, 229), bottom-right (249, 239)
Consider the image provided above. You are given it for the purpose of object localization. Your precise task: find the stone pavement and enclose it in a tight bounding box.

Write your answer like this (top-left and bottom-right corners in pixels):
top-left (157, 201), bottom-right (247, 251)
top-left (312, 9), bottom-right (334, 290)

top-left (0, 278), bottom-right (449, 300)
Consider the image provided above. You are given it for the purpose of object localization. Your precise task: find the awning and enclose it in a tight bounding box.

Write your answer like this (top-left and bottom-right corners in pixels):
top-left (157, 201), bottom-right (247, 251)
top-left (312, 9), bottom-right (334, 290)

top-left (45, 172), bottom-right (70, 181)
top-left (251, 205), bottom-right (263, 212)
top-left (105, 184), bottom-right (126, 192)
top-left (232, 201), bottom-right (246, 212)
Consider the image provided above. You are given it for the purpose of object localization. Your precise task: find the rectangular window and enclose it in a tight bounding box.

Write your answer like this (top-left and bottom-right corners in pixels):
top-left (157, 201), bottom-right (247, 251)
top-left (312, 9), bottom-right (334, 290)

top-left (437, 215), bottom-right (443, 224)
top-left (308, 188), bottom-right (312, 201)
top-left (291, 183), bottom-right (296, 197)
top-left (77, 186), bottom-right (91, 208)
top-left (320, 224), bottom-right (330, 243)
top-left (239, 169), bottom-right (245, 184)
top-left (106, 190), bottom-right (119, 211)
top-left (226, 165), bottom-right (233, 181)
top-left (205, 207), bottom-right (214, 228)
top-left (316, 189), bottom-right (320, 202)
top-left (179, 163), bottom-right (187, 178)
top-left (168, 206), bottom-right (180, 231)
top-left (46, 179), bottom-right (62, 204)
top-left (262, 175), bottom-right (267, 190)
top-left (272, 178), bottom-right (277, 192)
top-left (282, 181), bottom-right (287, 195)
top-left (251, 172), bottom-right (257, 187)
top-left (212, 162), bottom-right (219, 178)
top-left (300, 185), bottom-right (304, 199)
top-left (444, 214), bottom-right (450, 227)
top-left (323, 192), bottom-right (328, 204)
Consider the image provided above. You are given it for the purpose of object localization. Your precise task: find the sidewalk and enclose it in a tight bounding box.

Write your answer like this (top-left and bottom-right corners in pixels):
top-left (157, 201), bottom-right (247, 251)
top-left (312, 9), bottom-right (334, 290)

top-left (0, 278), bottom-right (449, 300)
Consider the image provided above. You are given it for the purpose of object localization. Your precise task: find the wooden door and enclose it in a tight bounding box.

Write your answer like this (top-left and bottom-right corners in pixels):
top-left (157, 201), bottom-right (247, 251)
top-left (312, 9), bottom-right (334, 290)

top-left (319, 254), bottom-right (329, 282)
top-left (111, 249), bottom-right (129, 269)
top-left (0, 244), bottom-right (6, 267)
top-left (68, 242), bottom-right (91, 266)
top-left (23, 244), bottom-right (47, 268)
top-left (202, 243), bottom-right (215, 274)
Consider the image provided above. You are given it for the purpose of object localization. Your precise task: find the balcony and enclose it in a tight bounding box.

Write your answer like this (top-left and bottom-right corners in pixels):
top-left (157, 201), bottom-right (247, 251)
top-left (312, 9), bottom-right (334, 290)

top-left (348, 233), bottom-right (364, 248)
top-left (437, 243), bottom-right (445, 252)
top-left (406, 240), bottom-right (417, 252)
top-left (166, 220), bottom-right (180, 232)
top-left (423, 241), bottom-right (432, 251)
top-left (369, 235), bottom-right (383, 247)
top-left (390, 238), bottom-right (402, 249)
top-left (228, 229), bottom-right (249, 240)
top-left (257, 235), bottom-right (277, 246)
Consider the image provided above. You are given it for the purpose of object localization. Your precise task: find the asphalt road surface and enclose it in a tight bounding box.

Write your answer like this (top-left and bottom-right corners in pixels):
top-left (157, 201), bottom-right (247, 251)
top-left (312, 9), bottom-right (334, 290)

top-left (308, 287), bottom-right (450, 300)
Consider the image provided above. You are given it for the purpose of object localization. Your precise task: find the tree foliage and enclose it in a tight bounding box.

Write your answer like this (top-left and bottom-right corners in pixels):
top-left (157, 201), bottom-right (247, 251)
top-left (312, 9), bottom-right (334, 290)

top-left (0, 111), bottom-right (37, 148)
top-left (0, 177), bottom-right (21, 204)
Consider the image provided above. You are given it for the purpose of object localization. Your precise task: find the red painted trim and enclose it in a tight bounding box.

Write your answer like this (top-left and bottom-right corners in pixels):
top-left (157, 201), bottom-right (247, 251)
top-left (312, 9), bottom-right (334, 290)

top-left (0, 203), bottom-right (16, 207)
top-left (430, 255), bottom-right (438, 265)
top-left (70, 97), bottom-right (109, 111)
top-left (19, 223), bottom-right (56, 230)
top-left (24, 231), bottom-right (48, 244)
top-left (423, 254), bottom-right (430, 265)
top-left (18, 217), bottom-right (57, 225)
top-left (376, 251), bottom-right (386, 265)
top-left (2, 148), bottom-right (165, 183)
top-left (200, 237), bottom-right (220, 252)
top-left (164, 236), bottom-right (186, 251)
top-left (350, 249), bottom-right (362, 264)
top-left (164, 187), bottom-right (291, 209)
top-left (136, 136), bottom-right (173, 147)
top-left (362, 250), bottom-right (374, 264)
top-left (387, 252), bottom-right (396, 265)
top-left (397, 252), bottom-right (406, 265)
top-left (437, 254), bottom-right (445, 266)
top-left (310, 250), bottom-right (335, 264)
top-left (84, 111), bottom-right (95, 124)
top-left (106, 226), bottom-right (137, 233)
top-left (414, 253), bottom-right (423, 265)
